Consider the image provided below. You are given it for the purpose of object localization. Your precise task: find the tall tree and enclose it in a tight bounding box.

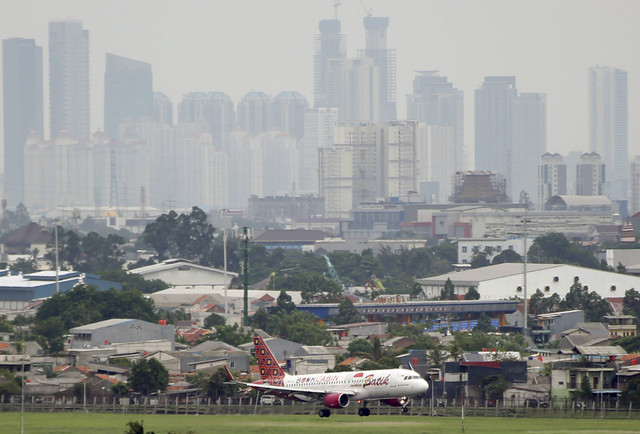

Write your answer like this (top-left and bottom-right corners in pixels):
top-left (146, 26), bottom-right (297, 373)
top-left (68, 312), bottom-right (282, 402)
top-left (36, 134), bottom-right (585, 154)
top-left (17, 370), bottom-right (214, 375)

top-left (128, 358), bottom-right (169, 395)
top-left (334, 297), bottom-right (361, 325)
top-left (440, 278), bottom-right (455, 300)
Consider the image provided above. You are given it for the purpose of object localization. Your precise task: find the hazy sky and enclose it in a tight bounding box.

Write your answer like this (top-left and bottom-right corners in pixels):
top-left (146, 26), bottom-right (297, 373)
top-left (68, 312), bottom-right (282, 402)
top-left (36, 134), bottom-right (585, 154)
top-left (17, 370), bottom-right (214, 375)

top-left (1, 0), bottom-right (638, 161)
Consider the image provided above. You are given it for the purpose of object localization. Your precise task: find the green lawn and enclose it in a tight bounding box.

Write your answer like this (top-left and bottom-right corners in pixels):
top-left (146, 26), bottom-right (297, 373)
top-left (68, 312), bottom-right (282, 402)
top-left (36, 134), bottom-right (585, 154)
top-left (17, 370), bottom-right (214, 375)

top-left (0, 413), bottom-right (638, 433)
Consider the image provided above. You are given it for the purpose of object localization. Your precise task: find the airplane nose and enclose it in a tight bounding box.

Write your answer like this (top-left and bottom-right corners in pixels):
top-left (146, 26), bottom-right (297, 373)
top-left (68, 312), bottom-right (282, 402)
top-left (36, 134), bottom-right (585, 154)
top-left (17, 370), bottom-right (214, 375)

top-left (420, 380), bottom-right (430, 394)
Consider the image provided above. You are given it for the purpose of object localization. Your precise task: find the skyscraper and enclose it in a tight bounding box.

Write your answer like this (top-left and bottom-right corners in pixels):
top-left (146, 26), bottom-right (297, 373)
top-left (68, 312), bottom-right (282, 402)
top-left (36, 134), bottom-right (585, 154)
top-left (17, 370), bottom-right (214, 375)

top-left (2, 38), bottom-right (43, 206)
top-left (407, 72), bottom-right (464, 202)
top-left (475, 76), bottom-right (517, 181)
top-left (49, 20), bottom-right (90, 140)
top-left (313, 19), bottom-right (345, 109)
top-left (104, 53), bottom-right (153, 139)
top-left (359, 17), bottom-right (396, 121)
top-left (589, 66), bottom-right (628, 201)
top-left (475, 76), bottom-right (546, 204)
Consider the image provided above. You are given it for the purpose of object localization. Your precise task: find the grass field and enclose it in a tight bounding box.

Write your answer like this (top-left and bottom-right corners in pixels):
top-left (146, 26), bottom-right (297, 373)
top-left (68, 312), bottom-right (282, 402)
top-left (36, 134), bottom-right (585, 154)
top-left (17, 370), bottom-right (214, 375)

top-left (0, 413), bottom-right (639, 433)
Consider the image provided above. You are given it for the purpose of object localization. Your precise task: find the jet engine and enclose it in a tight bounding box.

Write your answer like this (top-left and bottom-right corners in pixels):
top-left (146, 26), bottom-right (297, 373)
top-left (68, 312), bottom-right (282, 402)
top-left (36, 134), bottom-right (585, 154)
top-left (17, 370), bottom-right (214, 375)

top-left (323, 393), bottom-right (350, 408)
top-left (382, 397), bottom-right (407, 407)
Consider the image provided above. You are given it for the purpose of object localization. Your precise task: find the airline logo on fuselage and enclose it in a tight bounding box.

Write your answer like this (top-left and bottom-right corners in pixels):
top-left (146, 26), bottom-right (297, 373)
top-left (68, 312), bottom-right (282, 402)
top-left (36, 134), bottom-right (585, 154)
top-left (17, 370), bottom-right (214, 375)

top-left (363, 374), bottom-right (390, 388)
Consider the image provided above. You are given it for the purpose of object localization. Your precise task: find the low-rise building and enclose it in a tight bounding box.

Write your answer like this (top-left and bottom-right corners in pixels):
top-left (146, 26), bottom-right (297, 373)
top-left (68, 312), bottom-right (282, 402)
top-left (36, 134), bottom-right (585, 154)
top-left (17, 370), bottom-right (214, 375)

top-left (69, 318), bottom-right (175, 350)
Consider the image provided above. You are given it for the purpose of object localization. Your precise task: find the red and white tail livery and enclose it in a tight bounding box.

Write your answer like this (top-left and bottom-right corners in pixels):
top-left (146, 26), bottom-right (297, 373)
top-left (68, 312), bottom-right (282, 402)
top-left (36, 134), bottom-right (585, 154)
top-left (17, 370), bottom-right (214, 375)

top-left (225, 336), bottom-right (429, 418)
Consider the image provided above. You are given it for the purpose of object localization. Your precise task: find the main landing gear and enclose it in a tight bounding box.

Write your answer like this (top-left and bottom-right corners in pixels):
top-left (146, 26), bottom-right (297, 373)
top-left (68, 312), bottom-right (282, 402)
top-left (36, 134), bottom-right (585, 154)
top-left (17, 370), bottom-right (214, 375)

top-left (401, 406), bottom-right (409, 413)
top-left (357, 407), bottom-right (371, 417)
top-left (318, 408), bottom-right (331, 418)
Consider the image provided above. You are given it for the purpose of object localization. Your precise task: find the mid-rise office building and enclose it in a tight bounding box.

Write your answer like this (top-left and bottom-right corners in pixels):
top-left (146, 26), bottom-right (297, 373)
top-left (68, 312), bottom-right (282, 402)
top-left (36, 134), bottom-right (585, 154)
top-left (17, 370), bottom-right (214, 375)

top-left (2, 38), bottom-right (43, 206)
top-left (49, 20), bottom-right (90, 140)
top-left (104, 53), bottom-right (153, 140)
top-left (299, 107), bottom-right (338, 194)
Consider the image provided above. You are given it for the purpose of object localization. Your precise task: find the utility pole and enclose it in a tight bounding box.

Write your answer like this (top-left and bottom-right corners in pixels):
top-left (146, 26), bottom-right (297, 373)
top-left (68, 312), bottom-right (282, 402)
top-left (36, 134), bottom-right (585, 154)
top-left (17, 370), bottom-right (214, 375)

top-left (54, 219), bottom-right (60, 293)
top-left (243, 227), bottom-right (249, 326)
top-left (522, 215), bottom-right (531, 331)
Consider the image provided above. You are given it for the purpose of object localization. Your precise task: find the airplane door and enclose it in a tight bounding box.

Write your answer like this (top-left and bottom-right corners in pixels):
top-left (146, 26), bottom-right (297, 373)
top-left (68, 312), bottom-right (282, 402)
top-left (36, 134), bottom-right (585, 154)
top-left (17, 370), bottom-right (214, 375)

top-left (390, 372), bottom-right (397, 388)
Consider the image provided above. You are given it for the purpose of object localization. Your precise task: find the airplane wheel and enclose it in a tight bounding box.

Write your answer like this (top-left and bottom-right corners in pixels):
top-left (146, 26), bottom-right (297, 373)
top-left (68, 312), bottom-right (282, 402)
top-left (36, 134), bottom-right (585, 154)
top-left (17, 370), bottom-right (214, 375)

top-left (402, 407), bottom-right (409, 413)
top-left (358, 408), bottom-right (364, 416)
top-left (319, 409), bottom-right (325, 418)
top-left (364, 408), bottom-right (371, 416)
top-left (324, 409), bottom-right (331, 418)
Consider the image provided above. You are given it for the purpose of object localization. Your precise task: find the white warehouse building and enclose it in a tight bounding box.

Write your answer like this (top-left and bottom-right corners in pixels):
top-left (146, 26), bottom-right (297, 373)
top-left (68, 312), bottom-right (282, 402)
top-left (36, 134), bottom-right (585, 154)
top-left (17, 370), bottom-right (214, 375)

top-left (416, 263), bottom-right (640, 303)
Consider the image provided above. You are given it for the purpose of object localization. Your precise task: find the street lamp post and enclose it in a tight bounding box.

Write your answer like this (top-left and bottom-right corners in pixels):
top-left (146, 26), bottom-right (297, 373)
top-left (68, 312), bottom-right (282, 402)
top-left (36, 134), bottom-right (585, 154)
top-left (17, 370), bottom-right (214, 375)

top-left (522, 216), bottom-right (531, 331)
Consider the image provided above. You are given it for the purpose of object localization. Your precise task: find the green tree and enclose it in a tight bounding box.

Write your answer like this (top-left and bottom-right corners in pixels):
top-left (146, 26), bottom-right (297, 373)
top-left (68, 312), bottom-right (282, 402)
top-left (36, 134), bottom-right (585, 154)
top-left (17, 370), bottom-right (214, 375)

top-left (0, 315), bottom-right (13, 333)
top-left (142, 207), bottom-right (217, 265)
top-left (9, 258), bottom-right (38, 274)
top-left (409, 283), bottom-right (424, 300)
top-left (128, 358), bottom-right (169, 396)
top-left (99, 270), bottom-right (170, 294)
top-left (0, 369), bottom-right (22, 396)
top-left (440, 278), bottom-right (455, 300)
top-left (204, 313), bottom-right (226, 329)
top-left (188, 368), bottom-right (238, 400)
top-left (32, 316), bottom-right (66, 353)
top-left (470, 252), bottom-right (490, 269)
top-left (78, 232), bottom-right (125, 273)
top-left (579, 374), bottom-right (592, 401)
top-left (475, 313), bottom-right (495, 332)
top-left (348, 339), bottom-right (374, 357)
top-left (428, 344), bottom-right (446, 368)
top-left (529, 232), bottom-right (599, 268)
top-left (561, 277), bottom-right (612, 321)
top-left (492, 249), bottom-right (522, 264)
top-left (212, 324), bottom-right (253, 347)
top-left (112, 381), bottom-right (130, 398)
top-left (620, 379), bottom-right (640, 408)
top-left (333, 297), bottom-right (361, 325)
top-left (464, 286), bottom-right (480, 300)
top-left (480, 375), bottom-right (509, 402)
top-left (44, 227), bottom-right (82, 269)
top-left (623, 288), bottom-right (640, 318)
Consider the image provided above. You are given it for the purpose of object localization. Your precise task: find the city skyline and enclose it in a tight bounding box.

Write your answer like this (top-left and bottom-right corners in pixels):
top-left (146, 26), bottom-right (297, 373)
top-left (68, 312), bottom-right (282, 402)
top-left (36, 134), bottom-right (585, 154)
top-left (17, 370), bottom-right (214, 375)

top-left (1, 0), bottom-right (638, 164)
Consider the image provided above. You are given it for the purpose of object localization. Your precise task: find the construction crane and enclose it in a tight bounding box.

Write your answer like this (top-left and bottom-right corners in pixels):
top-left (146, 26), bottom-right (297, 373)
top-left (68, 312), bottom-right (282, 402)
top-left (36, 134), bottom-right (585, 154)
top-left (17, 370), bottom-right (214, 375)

top-left (358, 0), bottom-right (372, 17)
top-left (323, 255), bottom-right (343, 286)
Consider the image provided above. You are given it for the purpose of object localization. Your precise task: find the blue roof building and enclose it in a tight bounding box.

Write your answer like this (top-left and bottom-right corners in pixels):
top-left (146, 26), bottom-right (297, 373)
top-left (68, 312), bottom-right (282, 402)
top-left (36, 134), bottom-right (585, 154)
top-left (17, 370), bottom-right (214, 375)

top-left (0, 270), bottom-right (121, 310)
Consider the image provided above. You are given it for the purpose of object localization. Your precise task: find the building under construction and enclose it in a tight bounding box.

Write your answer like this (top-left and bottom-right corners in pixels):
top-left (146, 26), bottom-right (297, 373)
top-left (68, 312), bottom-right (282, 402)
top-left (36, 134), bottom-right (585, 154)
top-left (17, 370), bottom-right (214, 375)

top-left (451, 171), bottom-right (510, 203)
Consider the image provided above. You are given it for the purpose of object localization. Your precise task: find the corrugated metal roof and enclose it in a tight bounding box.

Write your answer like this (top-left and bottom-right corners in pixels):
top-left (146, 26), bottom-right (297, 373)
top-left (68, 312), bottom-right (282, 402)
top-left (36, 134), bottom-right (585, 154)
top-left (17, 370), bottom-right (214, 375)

top-left (416, 263), bottom-right (563, 285)
top-left (575, 345), bottom-right (627, 356)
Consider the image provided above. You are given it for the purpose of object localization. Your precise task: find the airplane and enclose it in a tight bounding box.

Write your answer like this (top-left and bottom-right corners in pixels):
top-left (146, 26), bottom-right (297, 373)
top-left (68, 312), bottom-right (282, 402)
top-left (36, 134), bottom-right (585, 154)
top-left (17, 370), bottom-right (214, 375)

top-left (225, 336), bottom-right (429, 418)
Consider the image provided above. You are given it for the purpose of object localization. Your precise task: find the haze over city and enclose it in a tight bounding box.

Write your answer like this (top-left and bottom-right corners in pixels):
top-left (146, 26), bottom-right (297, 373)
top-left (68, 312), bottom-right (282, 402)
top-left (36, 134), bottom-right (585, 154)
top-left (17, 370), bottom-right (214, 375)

top-left (1, 0), bottom-right (638, 159)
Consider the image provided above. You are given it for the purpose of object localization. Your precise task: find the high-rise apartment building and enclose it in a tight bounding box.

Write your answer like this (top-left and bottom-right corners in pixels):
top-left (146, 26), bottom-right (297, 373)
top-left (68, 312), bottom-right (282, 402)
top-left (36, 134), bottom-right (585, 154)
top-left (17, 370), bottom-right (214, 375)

top-left (407, 72), bottom-right (464, 202)
top-left (358, 17), bottom-right (396, 121)
top-left (104, 53), bottom-right (153, 140)
top-left (313, 19), bottom-right (345, 109)
top-left (589, 66), bottom-right (628, 201)
top-left (576, 152), bottom-right (605, 196)
top-left (237, 92), bottom-right (271, 135)
top-left (272, 91), bottom-right (308, 141)
top-left (319, 121), bottom-right (419, 218)
top-left (2, 38), bottom-right (43, 206)
top-left (153, 92), bottom-right (173, 125)
top-left (629, 156), bottom-right (640, 216)
top-left (475, 76), bottom-right (546, 204)
top-left (538, 153), bottom-right (567, 209)
top-left (49, 20), bottom-right (90, 140)
top-left (299, 107), bottom-right (338, 194)
top-left (178, 92), bottom-right (235, 149)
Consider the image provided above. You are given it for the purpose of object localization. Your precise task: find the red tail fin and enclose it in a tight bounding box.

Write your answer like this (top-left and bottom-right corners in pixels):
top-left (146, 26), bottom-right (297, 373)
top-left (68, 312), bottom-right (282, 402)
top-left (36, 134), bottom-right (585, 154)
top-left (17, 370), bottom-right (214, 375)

top-left (254, 336), bottom-right (285, 382)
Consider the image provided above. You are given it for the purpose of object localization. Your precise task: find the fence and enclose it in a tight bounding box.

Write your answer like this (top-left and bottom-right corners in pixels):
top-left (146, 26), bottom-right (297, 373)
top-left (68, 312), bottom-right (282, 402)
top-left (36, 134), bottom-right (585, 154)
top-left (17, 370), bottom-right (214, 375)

top-left (1, 395), bottom-right (639, 419)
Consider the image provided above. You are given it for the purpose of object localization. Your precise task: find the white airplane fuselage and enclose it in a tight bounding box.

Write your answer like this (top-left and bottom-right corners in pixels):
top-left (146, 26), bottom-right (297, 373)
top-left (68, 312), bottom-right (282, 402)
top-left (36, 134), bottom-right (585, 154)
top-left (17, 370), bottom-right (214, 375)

top-left (272, 368), bottom-right (429, 402)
